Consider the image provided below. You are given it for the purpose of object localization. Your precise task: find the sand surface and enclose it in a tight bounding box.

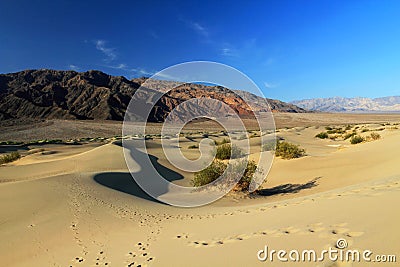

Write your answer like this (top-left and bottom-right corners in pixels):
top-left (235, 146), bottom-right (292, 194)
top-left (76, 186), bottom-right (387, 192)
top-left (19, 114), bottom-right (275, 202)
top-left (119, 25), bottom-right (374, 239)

top-left (0, 116), bottom-right (399, 266)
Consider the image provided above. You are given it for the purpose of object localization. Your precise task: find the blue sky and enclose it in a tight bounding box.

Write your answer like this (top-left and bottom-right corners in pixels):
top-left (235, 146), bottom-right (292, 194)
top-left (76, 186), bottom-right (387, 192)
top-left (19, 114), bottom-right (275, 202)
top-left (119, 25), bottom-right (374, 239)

top-left (0, 0), bottom-right (399, 101)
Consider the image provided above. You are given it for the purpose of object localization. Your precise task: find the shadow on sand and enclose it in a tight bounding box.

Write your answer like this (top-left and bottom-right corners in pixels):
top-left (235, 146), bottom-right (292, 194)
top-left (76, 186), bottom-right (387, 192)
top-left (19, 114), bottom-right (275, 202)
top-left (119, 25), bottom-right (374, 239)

top-left (93, 141), bottom-right (184, 204)
top-left (256, 177), bottom-right (321, 196)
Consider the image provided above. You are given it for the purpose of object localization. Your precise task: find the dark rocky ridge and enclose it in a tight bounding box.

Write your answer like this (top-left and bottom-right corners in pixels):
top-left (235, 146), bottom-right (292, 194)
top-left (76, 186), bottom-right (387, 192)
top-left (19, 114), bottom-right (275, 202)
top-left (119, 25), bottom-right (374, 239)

top-left (0, 69), bottom-right (307, 122)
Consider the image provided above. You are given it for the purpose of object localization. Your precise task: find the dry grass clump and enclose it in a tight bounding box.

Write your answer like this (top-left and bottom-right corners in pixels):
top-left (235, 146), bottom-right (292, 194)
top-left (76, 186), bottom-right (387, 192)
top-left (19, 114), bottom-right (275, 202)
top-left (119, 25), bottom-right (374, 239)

top-left (214, 144), bottom-right (244, 160)
top-left (315, 132), bottom-right (329, 139)
top-left (0, 152), bottom-right (21, 164)
top-left (192, 159), bottom-right (257, 191)
top-left (369, 132), bottom-right (381, 140)
top-left (275, 141), bottom-right (306, 159)
top-left (350, 135), bottom-right (364, 144)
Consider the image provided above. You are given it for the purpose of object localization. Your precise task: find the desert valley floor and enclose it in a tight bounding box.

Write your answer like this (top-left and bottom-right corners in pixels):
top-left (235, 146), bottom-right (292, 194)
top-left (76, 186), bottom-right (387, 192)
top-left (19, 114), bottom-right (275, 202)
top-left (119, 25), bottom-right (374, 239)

top-left (1, 113), bottom-right (400, 266)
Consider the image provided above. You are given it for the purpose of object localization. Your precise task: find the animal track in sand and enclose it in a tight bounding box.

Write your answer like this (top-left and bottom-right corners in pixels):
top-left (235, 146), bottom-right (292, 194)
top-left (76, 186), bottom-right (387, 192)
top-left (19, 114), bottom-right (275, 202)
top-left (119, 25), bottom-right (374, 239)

top-left (125, 242), bottom-right (154, 267)
top-left (184, 222), bottom-right (364, 248)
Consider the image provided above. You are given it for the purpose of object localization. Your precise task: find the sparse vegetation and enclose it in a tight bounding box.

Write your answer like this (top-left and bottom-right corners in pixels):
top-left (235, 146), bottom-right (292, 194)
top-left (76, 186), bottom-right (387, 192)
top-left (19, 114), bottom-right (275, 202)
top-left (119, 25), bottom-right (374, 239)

top-left (325, 126), bottom-right (333, 130)
top-left (370, 132), bottom-right (381, 140)
top-left (344, 132), bottom-right (356, 140)
top-left (315, 132), bottom-right (329, 139)
top-left (250, 132), bottom-right (259, 138)
top-left (192, 160), bottom-right (227, 187)
top-left (262, 140), bottom-right (277, 151)
top-left (0, 152), bottom-right (21, 164)
top-left (327, 128), bottom-right (345, 134)
top-left (192, 159), bottom-right (257, 191)
top-left (275, 141), bottom-right (306, 159)
top-left (0, 141), bottom-right (24, 146)
top-left (361, 128), bottom-right (370, 133)
top-left (350, 135), bottom-right (364, 144)
top-left (188, 144), bottom-right (199, 149)
top-left (329, 135), bottom-right (340, 140)
top-left (214, 143), bottom-right (244, 160)
top-left (214, 138), bottom-right (230, 146)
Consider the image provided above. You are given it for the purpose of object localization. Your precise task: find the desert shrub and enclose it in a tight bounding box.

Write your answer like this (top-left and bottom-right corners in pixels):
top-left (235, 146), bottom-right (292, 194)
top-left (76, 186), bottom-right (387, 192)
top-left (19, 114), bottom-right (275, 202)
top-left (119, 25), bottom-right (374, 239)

top-left (370, 132), bottom-right (381, 140)
top-left (325, 126), bottom-right (333, 130)
top-left (262, 140), bottom-right (277, 151)
top-left (344, 132), bottom-right (356, 140)
top-left (192, 159), bottom-right (257, 191)
top-left (275, 141), bottom-right (306, 159)
top-left (0, 141), bottom-right (24, 145)
top-left (188, 144), bottom-right (199, 149)
top-left (236, 134), bottom-right (247, 140)
top-left (214, 144), bottom-right (244, 160)
top-left (361, 128), bottom-right (369, 133)
top-left (350, 135), bottom-right (364, 144)
top-left (250, 133), bottom-right (259, 138)
top-left (329, 135), bottom-right (340, 140)
top-left (0, 152), bottom-right (21, 164)
top-left (232, 160), bottom-right (257, 191)
top-left (315, 132), bottom-right (329, 139)
top-left (345, 125), bottom-right (352, 131)
top-left (327, 128), bottom-right (345, 134)
top-left (215, 138), bottom-right (230, 146)
top-left (192, 160), bottom-right (226, 187)
top-left (26, 139), bottom-right (63, 145)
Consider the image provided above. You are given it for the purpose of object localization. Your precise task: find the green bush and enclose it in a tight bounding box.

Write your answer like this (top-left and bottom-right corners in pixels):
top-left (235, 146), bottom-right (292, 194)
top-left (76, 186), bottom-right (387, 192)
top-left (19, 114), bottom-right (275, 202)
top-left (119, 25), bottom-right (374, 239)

top-left (214, 144), bottom-right (244, 160)
top-left (370, 132), bottom-right (381, 140)
top-left (344, 132), bottom-right (356, 140)
top-left (192, 160), bottom-right (226, 187)
top-left (192, 159), bottom-right (257, 191)
top-left (188, 144), bottom-right (199, 149)
top-left (315, 132), bottom-right (329, 139)
top-left (215, 138), bottom-right (230, 146)
top-left (350, 135), bottom-right (364, 144)
top-left (327, 128), bottom-right (345, 134)
top-left (0, 152), bottom-right (21, 164)
top-left (275, 141), bottom-right (306, 159)
top-left (0, 141), bottom-right (24, 145)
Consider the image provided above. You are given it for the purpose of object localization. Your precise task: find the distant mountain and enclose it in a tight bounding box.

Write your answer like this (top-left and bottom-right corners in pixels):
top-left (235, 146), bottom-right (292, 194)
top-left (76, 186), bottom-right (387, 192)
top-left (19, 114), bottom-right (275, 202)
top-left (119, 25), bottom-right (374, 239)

top-left (291, 96), bottom-right (400, 113)
top-left (0, 69), bottom-right (307, 122)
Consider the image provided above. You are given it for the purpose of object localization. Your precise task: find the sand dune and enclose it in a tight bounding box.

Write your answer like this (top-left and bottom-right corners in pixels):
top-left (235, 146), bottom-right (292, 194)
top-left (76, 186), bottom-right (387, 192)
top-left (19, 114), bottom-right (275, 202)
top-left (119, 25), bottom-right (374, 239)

top-left (0, 122), bottom-right (399, 266)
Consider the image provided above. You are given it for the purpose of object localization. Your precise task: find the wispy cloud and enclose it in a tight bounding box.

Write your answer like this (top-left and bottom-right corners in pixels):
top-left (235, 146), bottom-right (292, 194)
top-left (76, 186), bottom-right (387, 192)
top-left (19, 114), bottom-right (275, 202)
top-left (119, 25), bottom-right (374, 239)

top-left (220, 45), bottom-right (239, 57)
top-left (95, 40), bottom-right (117, 61)
top-left (68, 64), bottom-right (80, 71)
top-left (264, 81), bottom-right (278, 89)
top-left (190, 21), bottom-right (209, 37)
top-left (131, 68), bottom-right (154, 76)
top-left (103, 63), bottom-right (128, 70)
top-left (148, 30), bottom-right (159, 39)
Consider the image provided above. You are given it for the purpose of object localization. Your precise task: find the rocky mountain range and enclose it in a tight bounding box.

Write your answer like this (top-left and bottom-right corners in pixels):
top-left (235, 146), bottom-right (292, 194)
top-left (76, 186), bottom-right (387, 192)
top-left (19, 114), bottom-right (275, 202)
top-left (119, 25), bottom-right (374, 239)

top-left (0, 69), bottom-right (306, 122)
top-left (291, 96), bottom-right (400, 113)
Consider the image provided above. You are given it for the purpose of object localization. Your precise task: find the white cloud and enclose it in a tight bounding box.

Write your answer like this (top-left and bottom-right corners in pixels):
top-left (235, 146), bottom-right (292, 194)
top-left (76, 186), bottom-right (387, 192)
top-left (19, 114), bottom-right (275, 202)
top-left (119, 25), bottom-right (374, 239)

top-left (130, 68), bottom-right (154, 77)
top-left (95, 40), bottom-right (117, 61)
top-left (68, 64), bottom-right (80, 71)
top-left (186, 21), bottom-right (209, 38)
top-left (220, 46), bottom-right (239, 57)
top-left (264, 82), bottom-right (278, 89)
